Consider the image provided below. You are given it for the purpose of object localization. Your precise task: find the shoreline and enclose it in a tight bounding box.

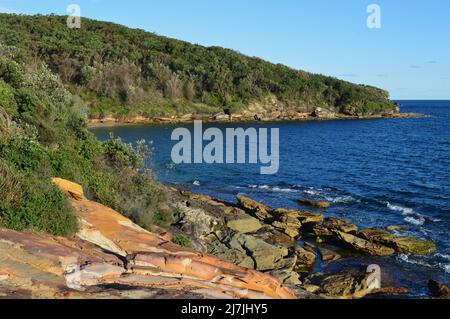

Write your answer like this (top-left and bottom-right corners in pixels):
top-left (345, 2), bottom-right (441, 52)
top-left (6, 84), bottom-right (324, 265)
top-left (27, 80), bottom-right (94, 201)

top-left (87, 112), bottom-right (428, 128)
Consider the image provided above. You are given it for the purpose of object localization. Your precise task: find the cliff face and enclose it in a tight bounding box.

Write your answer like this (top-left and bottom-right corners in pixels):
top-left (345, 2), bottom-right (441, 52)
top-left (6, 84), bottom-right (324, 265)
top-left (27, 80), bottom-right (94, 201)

top-left (0, 178), bottom-right (295, 299)
top-left (0, 14), bottom-right (397, 120)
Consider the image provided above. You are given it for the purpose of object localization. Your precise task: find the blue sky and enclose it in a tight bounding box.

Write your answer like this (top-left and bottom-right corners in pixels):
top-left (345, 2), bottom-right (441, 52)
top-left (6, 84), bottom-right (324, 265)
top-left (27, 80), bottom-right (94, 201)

top-left (1, 0), bottom-right (449, 99)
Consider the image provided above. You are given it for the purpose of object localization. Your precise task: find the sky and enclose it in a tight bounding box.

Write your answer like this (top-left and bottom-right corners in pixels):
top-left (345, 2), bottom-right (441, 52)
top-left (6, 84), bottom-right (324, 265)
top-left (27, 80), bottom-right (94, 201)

top-left (1, 0), bottom-right (449, 99)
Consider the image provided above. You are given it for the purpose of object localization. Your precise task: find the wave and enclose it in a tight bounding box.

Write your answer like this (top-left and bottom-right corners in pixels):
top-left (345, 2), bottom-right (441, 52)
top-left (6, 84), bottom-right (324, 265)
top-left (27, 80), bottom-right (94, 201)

top-left (324, 195), bottom-right (360, 204)
top-left (248, 184), bottom-right (298, 193)
top-left (386, 202), bottom-right (414, 215)
top-left (398, 254), bottom-right (450, 274)
top-left (404, 216), bottom-right (425, 226)
top-left (385, 202), bottom-right (442, 226)
top-left (193, 180), bottom-right (201, 186)
top-left (303, 189), bottom-right (322, 196)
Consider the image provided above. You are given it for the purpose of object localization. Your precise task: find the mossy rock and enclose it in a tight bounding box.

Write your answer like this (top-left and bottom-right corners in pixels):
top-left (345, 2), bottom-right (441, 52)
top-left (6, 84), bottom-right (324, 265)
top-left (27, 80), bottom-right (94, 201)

top-left (392, 237), bottom-right (436, 255)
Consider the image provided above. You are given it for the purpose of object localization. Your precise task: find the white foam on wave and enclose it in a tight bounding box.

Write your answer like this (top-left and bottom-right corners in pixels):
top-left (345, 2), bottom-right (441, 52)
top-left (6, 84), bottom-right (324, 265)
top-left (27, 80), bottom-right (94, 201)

top-left (404, 216), bottom-right (425, 226)
top-left (386, 202), bottom-right (428, 226)
top-left (193, 180), bottom-right (201, 186)
top-left (387, 202), bottom-right (414, 215)
top-left (324, 195), bottom-right (359, 204)
top-left (272, 186), bottom-right (296, 193)
top-left (303, 189), bottom-right (321, 196)
top-left (248, 184), bottom-right (297, 192)
top-left (248, 184), bottom-right (270, 190)
top-left (435, 253), bottom-right (450, 260)
top-left (442, 264), bottom-right (450, 274)
top-left (398, 254), bottom-right (450, 274)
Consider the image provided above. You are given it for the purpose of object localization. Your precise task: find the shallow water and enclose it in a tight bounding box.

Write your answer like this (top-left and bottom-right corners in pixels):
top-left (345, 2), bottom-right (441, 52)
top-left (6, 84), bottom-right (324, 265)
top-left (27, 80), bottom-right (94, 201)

top-left (92, 100), bottom-right (450, 296)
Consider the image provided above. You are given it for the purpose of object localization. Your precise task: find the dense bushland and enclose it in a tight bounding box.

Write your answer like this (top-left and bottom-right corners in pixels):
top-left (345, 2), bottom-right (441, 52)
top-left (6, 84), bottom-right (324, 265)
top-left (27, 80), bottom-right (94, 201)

top-left (0, 49), bottom-right (169, 236)
top-left (0, 14), bottom-right (396, 118)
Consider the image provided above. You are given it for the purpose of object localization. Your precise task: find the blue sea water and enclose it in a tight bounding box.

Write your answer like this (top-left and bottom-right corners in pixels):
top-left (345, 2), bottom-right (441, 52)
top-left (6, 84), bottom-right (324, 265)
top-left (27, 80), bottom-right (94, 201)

top-left (92, 100), bottom-right (450, 296)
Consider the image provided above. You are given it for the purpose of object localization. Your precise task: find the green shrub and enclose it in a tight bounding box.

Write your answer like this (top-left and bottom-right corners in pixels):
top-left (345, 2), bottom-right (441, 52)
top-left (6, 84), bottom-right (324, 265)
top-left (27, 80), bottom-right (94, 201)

top-left (88, 171), bottom-right (118, 209)
top-left (0, 137), bottom-right (48, 174)
top-left (0, 79), bottom-right (17, 117)
top-left (0, 56), bottom-right (23, 88)
top-left (0, 160), bottom-right (23, 210)
top-left (172, 235), bottom-right (192, 248)
top-left (103, 136), bottom-right (144, 169)
top-left (1, 179), bottom-right (78, 237)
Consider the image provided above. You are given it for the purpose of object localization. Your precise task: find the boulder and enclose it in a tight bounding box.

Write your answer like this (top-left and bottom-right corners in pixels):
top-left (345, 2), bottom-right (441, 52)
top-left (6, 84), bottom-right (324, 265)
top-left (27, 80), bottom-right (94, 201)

top-left (51, 177), bottom-right (84, 200)
top-left (214, 113), bottom-right (231, 121)
top-left (268, 270), bottom-right (302, 286)
top-left (318, 246), bottom-right (342, 262)
top-left (295, 247), bottom-right (317, 267)
top-left (312, 217), bottom-right (358, 236)
top-left (272, 215), bottom-right (302, 239)
top-left (228, 233), bottom-right (290, 271)
top-left (391, 237), bottom-right (436, 255)
top-left (271, 209), bottom-right (323, 239)
top-left (359, 229), bottom-right (436, 256)
top-left (315, 270), bottom-right (373, 299)
top-left (358, 228), bottom-right (396, 246)
top-left (335, 231), bottom-right (395, 256)
top-left (236, 195), bottom-right (273, 221)
top-left (174, 202), bottom-right (224, 240)
top-left (298, 199), bottom-right (330, 210)
top-left (283, 227), bottom-right (301, 239)
top-left (312, 107), bottom-right (336, 118)
top-left (428, 280), bottom-right (450, 299)
top-left (273, 209), bottom-right (324, 224)
top-left (226, 215), bottom-right (263, 234)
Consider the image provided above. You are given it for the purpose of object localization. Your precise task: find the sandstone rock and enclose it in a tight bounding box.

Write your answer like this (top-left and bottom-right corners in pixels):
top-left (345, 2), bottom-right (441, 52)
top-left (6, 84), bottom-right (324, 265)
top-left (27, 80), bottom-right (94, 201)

top-left (271, 209), bottom-right (323, 239)
top-left (359, 229), bottom-right (436, 256)
top-left (268, 270), bottom-right (302, 286)
top-left (312, 217), bottom-right (358, 236)
top-left (273, 209), bottom-right (324, 224)
top-left (228, 233), bottom-right (290, 271)
top-left (335, 231), bottom-right (395, 256)
top-left (272, 215), bottom-right (302, 238)
top-left (312, 107), bottom-right (336, 118)
top-left (51, 179), bottom-right (296, 299)
top-left (51, 177), bottom-right (84, 200)
top-left (298, 198), bottom-right (330, 210)
top-left (226, 215), bottom-right (263, 234)
top-left (302, 284), bottom-right (320, 294)
top-left (236, 195), bottom-right (273, 221)
top-left (174, 201), bottom-right (224, 240)
top-left (214, 113), bottom-right (231, 121)
top-left (387, 225), bottom-right (408, 232)
top-left (317, 270), bottom-right (373, 299)
top-left (358, 228), bottom-right (395, 246)
top-left (283, 227), bottom-right (300, 239)
top-left (272, 216), bottom-right (302, 230)
top-left (392, 237), bottom-right (437, 255)
top-left (67, 263), bottom-right (125, 288)
top-left (295, 247), bottom-right (317, 267)
top-left (318, 246), bottom-right (342, 262)
top-left (428, 280), bottom-right (450, 299)
top-left (214, 249), bottom-right (255, 269)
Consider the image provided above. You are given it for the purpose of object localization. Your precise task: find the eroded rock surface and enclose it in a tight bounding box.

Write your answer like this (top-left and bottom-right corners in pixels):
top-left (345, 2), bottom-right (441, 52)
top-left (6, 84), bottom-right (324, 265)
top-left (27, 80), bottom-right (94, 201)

top-left (0, 179), bottom-right (295, 299)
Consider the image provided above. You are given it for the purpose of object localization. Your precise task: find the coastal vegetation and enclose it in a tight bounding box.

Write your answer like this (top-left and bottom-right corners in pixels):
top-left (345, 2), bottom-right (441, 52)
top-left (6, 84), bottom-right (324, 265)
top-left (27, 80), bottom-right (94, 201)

top-left (0, 14), bottom-right (396, 120)
top-left (0, 49), bottom-right (167, 236)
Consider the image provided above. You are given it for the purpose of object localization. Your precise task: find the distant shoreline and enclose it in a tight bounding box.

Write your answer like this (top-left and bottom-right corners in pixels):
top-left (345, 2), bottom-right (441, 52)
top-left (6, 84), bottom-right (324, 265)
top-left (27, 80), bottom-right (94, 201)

top-left (88, 112), bottom-right (427, 128)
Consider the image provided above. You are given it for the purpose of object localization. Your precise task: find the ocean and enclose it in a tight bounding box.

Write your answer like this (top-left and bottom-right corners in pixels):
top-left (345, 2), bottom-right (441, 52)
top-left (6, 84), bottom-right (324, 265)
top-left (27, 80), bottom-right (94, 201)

top-left (92, 100), bottom-right (450, 297)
